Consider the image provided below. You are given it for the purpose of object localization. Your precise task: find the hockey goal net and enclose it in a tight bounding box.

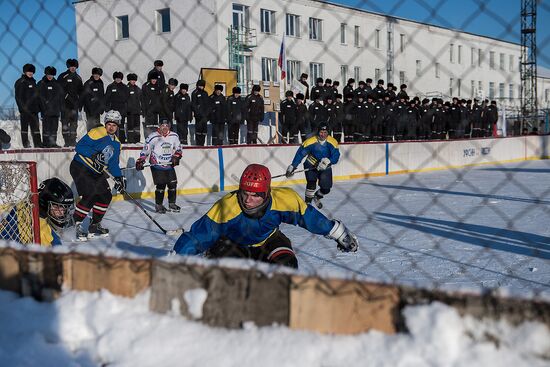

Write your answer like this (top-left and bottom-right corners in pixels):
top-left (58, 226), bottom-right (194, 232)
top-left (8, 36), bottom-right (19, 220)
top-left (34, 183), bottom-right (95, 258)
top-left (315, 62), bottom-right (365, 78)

top-left (0, 161), bottom-right (40, 244)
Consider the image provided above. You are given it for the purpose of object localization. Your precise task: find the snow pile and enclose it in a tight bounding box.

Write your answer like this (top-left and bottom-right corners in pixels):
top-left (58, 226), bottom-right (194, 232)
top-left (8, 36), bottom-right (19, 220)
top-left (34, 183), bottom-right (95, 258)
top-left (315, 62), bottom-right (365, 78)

top-left (0, 289), bottom-right (548, 367)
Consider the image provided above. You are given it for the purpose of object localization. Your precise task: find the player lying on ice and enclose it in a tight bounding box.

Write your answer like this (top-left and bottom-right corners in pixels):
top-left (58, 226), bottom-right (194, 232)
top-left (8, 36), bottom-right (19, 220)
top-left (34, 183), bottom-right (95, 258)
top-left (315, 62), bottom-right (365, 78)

top-left (172, 163), bottom-right (358, 268)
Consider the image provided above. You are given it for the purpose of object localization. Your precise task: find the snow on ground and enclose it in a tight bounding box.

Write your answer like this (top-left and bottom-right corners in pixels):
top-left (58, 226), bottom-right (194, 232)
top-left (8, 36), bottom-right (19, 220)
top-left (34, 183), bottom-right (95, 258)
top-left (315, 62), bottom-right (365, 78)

top-left (0, 289), bottom-right (548, 367)
top-left (61, 159), bottom-right (550, 299)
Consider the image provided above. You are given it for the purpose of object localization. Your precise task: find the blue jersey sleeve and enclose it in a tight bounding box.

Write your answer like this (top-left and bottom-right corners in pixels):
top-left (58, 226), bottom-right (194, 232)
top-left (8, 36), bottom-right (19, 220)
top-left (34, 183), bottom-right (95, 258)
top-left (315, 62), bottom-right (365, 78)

top-left (291, 144), bottom-right (310, 168)
top-left (173, 215), bottom-right (222, 255)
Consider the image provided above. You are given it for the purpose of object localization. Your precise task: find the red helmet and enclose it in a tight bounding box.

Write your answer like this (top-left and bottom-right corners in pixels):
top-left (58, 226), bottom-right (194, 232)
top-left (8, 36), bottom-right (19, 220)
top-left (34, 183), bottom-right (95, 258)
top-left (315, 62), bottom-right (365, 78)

top-left (240, 164), bottom-right (271, 193)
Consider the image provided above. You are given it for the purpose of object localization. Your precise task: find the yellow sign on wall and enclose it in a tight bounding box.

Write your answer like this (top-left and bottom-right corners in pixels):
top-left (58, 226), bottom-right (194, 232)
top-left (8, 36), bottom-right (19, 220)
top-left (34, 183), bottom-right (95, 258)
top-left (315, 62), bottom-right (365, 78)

top-left (200, 68), bottom-right (238, 96)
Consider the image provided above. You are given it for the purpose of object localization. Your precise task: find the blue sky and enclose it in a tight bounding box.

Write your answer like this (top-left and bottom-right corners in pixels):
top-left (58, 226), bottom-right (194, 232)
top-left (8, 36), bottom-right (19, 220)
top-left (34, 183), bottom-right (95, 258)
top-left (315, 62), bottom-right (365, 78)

top-left (0, 0), bottom-right (548, 108)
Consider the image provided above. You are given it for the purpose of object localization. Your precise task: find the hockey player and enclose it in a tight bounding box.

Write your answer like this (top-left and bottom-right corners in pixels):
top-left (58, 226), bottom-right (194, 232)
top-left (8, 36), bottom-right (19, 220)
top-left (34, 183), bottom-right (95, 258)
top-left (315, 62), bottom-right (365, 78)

top-left (136, 118), bottom-right (182, 213)
top-left (70, 110), bottom-right (125, 241)
top-left (172, 164), bottom-right (358, 268)
top-left (286, 124), bottom-right (340, 209)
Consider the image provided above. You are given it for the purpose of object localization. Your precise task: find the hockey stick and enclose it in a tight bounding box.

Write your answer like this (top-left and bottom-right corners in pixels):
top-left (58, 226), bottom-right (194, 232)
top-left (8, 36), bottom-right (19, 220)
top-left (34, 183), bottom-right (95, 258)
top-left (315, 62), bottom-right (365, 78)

top-left (121, 163), bottom-right (173, 171)
top-left (107, 172), bottom-right (184, 235)
top-left (272, 167), bottom-right (314, 179)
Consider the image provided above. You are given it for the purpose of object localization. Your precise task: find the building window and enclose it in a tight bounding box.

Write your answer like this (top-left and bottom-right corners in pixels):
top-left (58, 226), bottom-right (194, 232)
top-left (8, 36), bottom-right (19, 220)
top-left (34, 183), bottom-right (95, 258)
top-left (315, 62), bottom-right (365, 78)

top-left (450, 43), bottom-right (454, 63)
top-left (340, 23), bottom-right (347, 44)
top-left (286, 60), bottom-right (300, 84)
top-left (458, 45), bottom-right (462, 64)
top-left (375, 29), bottom-right (380, 49)
top-left (449, 78), bottom-right (454, 97)
top-left (499, 82), bottom-right (505, 98)
top-left (155, 8), bottom-right (171, 33)
top-left (286, 14), bottom-right (300, 37)
top-left (546, 88), bottom-right (549, 102)
top-left (340, 65), bottom-right (348, 85)
top-left (309, 17), bottom-right (322, 41)
top-left (115, 15), bottom-right (129, 40)
top-left (471, 80), bottom-right (476, 97)
top-left (354, 66), bottom-right (361, 82)
top-left (435, 62), bottom-right (440, 78)
top-left (261, 57), bottom-right (278, 82)
top-left (478, 81), bottom-right (483, 96)
top-left (309, 62), bottom-right (323, 81)
top-left (457, 78), bottom-right (462, 97)
top-left (509, 55), bottom-right (514, 72)
top-left (499, 53), bottom-right (505, 71)
top-left (471, 47), bottom-right (475, 66)
top-left (416, 60), bottom-right (421, 76)
top-left (478, 49), bottom-right (483, 67)
top-left (489, 51), bottom-right (495, 69)
top-left (400, 33), bottom-right (405, 52)
top-left (509, 84), bottom-right (514, 101)
top-left (354, 26), bottom-right (360, 47)
top-left (232, 4), bottom-right (249, 29)
top-left (489, 82), bottom-right (495, 99)
top-left (399, 71), bottom-right (406, 86)
top-left (260, 9), bottom-right (275, 33)
top-left (375, 68), bottom-right (381, 81)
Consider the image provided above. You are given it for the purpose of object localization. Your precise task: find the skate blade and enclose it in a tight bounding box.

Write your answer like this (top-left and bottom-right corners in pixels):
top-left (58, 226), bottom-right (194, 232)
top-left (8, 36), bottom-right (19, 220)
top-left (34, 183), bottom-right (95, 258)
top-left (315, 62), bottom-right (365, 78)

top-left (75, 236), bottom-right (88, 242)
top-left (87, 233), bottom-right (110, 239)
top-left (166, 229), bottom-right (184, 236)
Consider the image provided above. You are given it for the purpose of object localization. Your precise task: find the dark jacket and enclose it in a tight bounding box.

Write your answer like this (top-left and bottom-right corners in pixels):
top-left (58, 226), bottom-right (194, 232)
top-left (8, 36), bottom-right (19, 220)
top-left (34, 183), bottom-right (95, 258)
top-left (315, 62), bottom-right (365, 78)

top-left (209, 93), bottom-right (227, 124)
top-left (105, 81), bottom-right (129, 116)
top-left (141, 81), bottom-right (162, 115)
top-left (81, 77), bottom-right (105, 115)
top-left (279, 99), bottom-right (297, 127)
top-left (127, 83), bottom-right (142, 115)
top-left (160, 86), bottom-right (176, 119)
top-left (57, 70), bottom-right (83, 109)
top-left (37, 76), bottom-right (63, 117)
top-left (14, 74), bottom-right (40, 114)
top-left (308, 101), bottom-right (327, 130)
top-left (227, 95), bottom-right (246, 124)
top-left (191, 88), bottom-right (211, 119)
top-left (245, 93), bottom-right (264, 122)
top-left (174, 91), bottom-right (193, 122)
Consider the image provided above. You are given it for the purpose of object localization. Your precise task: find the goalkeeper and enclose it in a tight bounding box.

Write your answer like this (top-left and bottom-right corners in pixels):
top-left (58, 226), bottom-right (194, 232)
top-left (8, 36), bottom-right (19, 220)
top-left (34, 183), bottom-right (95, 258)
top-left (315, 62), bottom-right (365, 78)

top-left (286, 124), bottom-right (340, 209)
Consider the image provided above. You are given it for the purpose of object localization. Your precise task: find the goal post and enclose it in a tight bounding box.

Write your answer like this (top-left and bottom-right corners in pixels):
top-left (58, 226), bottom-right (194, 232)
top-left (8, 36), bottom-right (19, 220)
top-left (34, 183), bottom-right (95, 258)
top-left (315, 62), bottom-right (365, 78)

top-left (0, 161), bottom-right (41, 245)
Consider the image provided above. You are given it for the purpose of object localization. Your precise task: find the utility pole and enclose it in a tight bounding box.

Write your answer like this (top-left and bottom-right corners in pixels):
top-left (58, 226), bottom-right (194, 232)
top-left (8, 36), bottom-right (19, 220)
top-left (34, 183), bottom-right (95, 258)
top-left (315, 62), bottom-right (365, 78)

top-left (520, 0), bottom-right (537, 130)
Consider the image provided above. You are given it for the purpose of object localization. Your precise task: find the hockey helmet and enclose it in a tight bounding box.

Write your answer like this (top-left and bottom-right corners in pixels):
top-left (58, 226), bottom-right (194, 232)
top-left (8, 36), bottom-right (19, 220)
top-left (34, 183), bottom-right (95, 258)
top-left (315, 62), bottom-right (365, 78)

top-left (240, 164), bottom-right (271, 194)
top-left (39, 177), bottom-right (74, 229)
top-left (104, 110), bottom-right (122, 125)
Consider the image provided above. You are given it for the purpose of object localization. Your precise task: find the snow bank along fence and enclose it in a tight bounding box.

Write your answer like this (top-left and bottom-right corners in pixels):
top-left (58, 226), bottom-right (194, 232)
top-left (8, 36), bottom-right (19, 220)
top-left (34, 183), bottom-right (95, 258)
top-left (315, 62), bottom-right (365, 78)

top-left (0, 136), bottom-right (549, 198)
top-left (0, 245), bottom-right (549, 334)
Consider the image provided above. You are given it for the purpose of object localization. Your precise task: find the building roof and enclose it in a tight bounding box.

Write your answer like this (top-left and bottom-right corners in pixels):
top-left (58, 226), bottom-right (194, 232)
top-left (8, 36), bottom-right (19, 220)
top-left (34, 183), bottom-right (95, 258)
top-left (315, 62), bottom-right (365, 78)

top-left (538, 66), bottom-right (550, 79)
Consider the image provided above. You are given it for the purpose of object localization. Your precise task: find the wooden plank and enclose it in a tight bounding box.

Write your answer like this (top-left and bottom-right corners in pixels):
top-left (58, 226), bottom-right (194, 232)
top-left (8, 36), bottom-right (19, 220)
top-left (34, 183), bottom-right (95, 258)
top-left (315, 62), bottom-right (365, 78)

top-left (150, 261), bottom-right (290, 328)
top-left (19, 251), bottom-right (63, 301)
top-left (0, 247), bottom-right (21, 293)
top-left (64, 254), bottom-right (151, 298)
top-left (289, 276), bottom-right (400, 334)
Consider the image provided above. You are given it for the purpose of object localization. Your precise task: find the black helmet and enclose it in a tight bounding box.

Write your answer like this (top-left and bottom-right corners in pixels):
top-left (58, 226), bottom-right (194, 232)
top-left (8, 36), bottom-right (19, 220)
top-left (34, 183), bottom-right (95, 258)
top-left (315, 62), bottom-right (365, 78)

top-left (38, 178), bottom-right (74, 229)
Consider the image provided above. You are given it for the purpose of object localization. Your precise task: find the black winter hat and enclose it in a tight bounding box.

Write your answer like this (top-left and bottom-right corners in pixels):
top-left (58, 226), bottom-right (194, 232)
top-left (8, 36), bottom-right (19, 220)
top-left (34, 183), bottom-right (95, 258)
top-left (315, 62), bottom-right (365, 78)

top-left (148, 70), bottom-right (159, 80)
top-left (377, 79), bottom-right (384, 85)
top-left (387, 83), bottom-right (394, 88)
top-left (127, 73), bottom-right (138, 81)
top-left (400, 84), bottom-right (407, 89)
top-left (214, 84), bottom-right (223, 91)
top-left (366, 78), bottom-right (373, 83)
top-left (232, 86), bottom-right (241, 94)
top-left (23, 63), bottom-right (35, 73)
top-left (296, 93), bottom-right (305, 100)
top-left (315, 77), bottom-right (323, 84)
top-left (168, 78), bottom-right (178, 86)
top-left (333, 81), bottom-right (340, 86)
top-left (336, 93), bottom-right (342, 99)
top-left (113, 71), bottom-right (123, 80)
top-left (422, 98), bottom-right (430, 104)
top-left (66, 58), bottom-right (78, 68)
top-left (196, 79), bottom-right (206, 87)
top-left (154, 59), bottom-right (164, 67)
top-left (252, 85), bottom-right (261, 92)
top-left (318, 124), bottom-right (329, 132)
top-left (285, 90), bottom-right (293, 97)
top-left (347, 78), bottom-right (355, 84)
top-left (300, 73), bottom-right (308, 79)
top-left (358, 80), bottom-right (366, 86)
top-left (180, 83), bottom-right (189, 90)
top-left (324, 78), bottom-right (332, 84)
top-left (44, 66), bottom-right (57, 76)
top-left (92, 67), bottom-right (103, 76)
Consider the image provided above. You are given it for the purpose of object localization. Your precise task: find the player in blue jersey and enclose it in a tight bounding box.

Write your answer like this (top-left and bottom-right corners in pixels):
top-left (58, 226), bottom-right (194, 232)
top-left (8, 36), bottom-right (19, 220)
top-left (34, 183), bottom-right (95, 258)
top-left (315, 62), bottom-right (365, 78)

top-left (70, 110), bottom-right (126, 241)
top-left (172, 164), bottom-right (358, 268)
top-left (286, 124), bottom-right (340, 209)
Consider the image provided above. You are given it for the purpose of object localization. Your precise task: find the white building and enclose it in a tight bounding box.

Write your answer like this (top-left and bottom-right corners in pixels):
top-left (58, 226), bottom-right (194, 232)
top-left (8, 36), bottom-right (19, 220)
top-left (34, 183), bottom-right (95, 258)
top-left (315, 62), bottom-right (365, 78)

top-left (75, 0), bottom-right (524, 104)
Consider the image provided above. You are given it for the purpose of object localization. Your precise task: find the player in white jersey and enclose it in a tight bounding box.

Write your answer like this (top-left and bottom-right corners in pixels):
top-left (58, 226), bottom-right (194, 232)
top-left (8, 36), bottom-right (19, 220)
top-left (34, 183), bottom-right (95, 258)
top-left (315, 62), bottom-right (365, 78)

top-left (136, 118), bottom-right (183, 213)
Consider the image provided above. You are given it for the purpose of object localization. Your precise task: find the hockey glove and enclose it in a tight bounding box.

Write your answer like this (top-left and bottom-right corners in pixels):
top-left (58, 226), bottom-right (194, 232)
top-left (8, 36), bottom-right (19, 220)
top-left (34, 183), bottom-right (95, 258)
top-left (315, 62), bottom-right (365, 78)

top-left (172, 152), bottom-right (182, 166)
top-left (113, 176), bottom-right (127, 193)
top-left (135, 158), bottom-right (146, 171)
top-left (317, 157), bottom-right (331, 171)
top-left (326, 220), bottom-right (358, 253)
top-left (286, 165), bottom-right (295, 178)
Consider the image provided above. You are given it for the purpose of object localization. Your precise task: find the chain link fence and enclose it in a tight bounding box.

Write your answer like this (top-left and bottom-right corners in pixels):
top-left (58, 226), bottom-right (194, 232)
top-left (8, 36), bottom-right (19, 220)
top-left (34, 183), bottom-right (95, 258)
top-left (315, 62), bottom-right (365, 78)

top-left (0, 0), bottom-right (549, 314)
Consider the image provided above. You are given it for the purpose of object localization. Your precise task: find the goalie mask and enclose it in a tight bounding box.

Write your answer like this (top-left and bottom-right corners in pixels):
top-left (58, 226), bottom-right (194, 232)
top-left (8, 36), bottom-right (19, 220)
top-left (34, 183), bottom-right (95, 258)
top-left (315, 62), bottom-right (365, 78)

top-left (39, 178), bottom-right (74, 229)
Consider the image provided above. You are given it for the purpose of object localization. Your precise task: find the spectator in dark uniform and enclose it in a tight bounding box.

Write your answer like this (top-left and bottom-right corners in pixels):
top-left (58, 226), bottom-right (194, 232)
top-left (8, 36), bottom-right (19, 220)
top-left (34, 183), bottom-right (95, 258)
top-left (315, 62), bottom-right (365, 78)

top-left (37, 66), bottom-right (63, 147)
top-left (191, 79), bottom-right (210, 146)
top-left (14, 63), bottom-right (42, 148)
top-left (105, 71), bottom-right (129, 143)
top-left (342, 93), bottom-right (356, 142)
top-left (210, 84), bottom-right (227, 146)
top-left (245, 85), bottom-right (264, 144)
top-left (81, 67), bottom-right (105, 131)
top-left (353, 80), bottom-right (368, 101)
top-left (57, 58), bottom-right (83, 146)
top-left (365, 78), bottom-right (373, 94)
top-left (308, 91), bottom-right (328, 133)
top-left (226, 86), bottom-right (245, 145)
top-left (448, 97), bottom-right (461, 140)
top-left (486, 101), bottom-right (498, 137)
top-left (174, 83), bottom-right (192, 145)
top-left (373, 79), bottom-right (385, 100)
top-left (146, 60), bottom-right (166, 90)
top-left (298, 73), bottom-right (310, 101)
top-left (160, 77), bottom-right (178, 123)
top-left (126, 73), bottom-right (142, 143)
top-left (331, 81), bottom-right (340, 101)
top-left (310, 77), bottom-right (325, 102)
top-left (332, 93), bottom-right (344, 143)
top-left (141, 70), bottom-right (162, 138)
top-left (294, 93), bottom-right (308, 143)
top-left (470, 99), bottom-right (483, 137)
top-left (343, 78), bottom-right (355, 98)
top-left (279, 90), bottom-right (297, 144)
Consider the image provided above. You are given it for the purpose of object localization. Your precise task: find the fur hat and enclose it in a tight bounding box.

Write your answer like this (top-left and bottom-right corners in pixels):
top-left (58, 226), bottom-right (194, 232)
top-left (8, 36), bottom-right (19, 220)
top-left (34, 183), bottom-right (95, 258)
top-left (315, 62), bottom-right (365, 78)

top-left (285, 90), bottom-right (293, 97)
top-left (214, 84), bottom-right (223, 91)
top-left (168, 78), bottom-right (178, 86)
top-left (347, 78), bottom-right (355, 84)
top-left (66, 58), bottom-right (78, 68)
top-left (300, 73), bottom-right (308, 79)
top-left (333, 81), bottom-right (340, 86)
top-left (148, 70), bottom-right (159, 80)
top-left (232, 86), bottom-right (241, 94)
top-left (358, 80), bottom-right (366, 86)
top-left (154, 59), bottom-right (164, 67)
top-left (400, 84), bottom-right (407, 89)
top-left (127, 73), bottom-right (138, 81)
top-left (113, 71), bottom-right (123, 80)
top-left (196, 79), bottom-right (206, 87)
top-left (315, 77), bottom-right (323, 84)
top-left (296, 93), bottom-right (305, 100)
top-left (324, 78), bottom-right (332, 84)
top-left (377, 79), bottom-right (384, 85)
top-left (252, 85), bottom-right (261, 92)
top-left (366, 78), bottom-right (373, 83)
top-left (23, 63), bottom-right (36, 73)
top-left (44, 66), bottom-right (57, 76)
top-left (336, 93), bottom-right (342, 99)
top-left (180, 83), bottom-right (189, 90)
top-left (91, 67), bottom-right (103, 76)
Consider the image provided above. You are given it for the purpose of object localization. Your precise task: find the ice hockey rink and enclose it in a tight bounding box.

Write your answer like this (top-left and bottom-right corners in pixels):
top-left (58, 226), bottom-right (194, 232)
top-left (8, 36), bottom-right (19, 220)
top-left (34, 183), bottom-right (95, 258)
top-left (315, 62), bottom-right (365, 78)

top-left (61, 159), bottom-right (550, 299)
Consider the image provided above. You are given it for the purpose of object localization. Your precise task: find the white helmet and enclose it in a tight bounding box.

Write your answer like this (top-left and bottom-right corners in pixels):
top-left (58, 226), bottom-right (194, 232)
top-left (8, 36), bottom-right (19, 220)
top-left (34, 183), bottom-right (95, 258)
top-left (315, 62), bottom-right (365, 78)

top-left (104, 110), bottom-right (122, 125)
